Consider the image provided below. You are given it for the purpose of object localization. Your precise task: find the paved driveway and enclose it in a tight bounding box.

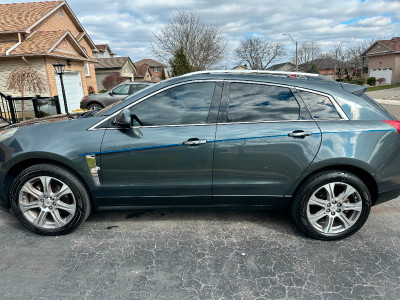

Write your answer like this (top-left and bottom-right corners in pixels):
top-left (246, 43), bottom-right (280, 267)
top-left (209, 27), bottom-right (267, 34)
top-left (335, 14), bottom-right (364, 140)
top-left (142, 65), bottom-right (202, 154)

top-left (1, 107), bottom-right (400, 300)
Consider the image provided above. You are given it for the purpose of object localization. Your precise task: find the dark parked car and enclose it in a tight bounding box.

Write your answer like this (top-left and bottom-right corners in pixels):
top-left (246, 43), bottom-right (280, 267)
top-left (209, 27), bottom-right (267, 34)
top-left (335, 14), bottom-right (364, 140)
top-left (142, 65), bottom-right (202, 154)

top-left (1, 70), bottom-right (400, 240)
top-left (80, 82), bottom-right (151, 110)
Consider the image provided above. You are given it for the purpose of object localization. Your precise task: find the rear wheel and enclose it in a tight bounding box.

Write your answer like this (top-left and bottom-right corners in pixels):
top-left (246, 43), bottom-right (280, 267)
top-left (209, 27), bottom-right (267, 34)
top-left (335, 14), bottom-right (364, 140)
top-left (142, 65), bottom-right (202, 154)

top-left (291, 170), bottom-right (371, 240)
top-left (10, 164), bottom-right (91, 235)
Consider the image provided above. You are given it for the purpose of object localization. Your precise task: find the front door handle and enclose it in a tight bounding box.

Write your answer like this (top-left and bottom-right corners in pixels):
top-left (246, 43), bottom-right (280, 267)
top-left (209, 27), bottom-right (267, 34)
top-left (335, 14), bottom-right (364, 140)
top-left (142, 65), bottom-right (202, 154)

top-left (288, 130), bottom-right (312, 138)
top-left (183, 138), bottom-right (207, 146)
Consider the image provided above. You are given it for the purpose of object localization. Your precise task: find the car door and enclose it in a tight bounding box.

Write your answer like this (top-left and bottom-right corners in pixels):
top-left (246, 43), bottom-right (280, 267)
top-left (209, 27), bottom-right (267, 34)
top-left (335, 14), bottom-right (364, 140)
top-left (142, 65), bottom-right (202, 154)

top-left (105, 84), bottom-right (130, 106)
top-left (212, 81), bottom-right (322, 207)
top-left (100, 81), bottom-right (222, 206)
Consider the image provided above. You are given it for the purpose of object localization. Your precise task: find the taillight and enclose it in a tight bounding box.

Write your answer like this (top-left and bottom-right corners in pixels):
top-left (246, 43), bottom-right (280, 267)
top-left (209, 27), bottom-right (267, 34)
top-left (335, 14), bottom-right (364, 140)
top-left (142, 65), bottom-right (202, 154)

top-left (383, 120), bottom-right (400, 134)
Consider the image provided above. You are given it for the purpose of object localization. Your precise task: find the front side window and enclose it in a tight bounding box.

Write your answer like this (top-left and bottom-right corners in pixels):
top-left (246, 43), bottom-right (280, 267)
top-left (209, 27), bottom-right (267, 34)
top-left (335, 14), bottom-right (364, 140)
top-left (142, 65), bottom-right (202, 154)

top-left (299, 91), bottom-right (341, 119)
top-left (130, 84), bottom-right (149, 94)
top-left (130, 82), bottom-right (215, 126)
top-left (112, 84), bottom-right (129, 95)
top-left (227, 83), bottom-right (300, 122)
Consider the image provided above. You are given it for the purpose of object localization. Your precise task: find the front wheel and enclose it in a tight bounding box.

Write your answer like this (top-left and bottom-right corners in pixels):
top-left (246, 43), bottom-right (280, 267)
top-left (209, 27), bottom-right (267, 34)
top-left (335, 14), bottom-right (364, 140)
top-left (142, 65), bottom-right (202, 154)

top-left (10, 164), bottom-right (91, 235)
top-left (87, 103), bottom-right (103, 111)
top-left (291, 170), bottom-right (371, 240)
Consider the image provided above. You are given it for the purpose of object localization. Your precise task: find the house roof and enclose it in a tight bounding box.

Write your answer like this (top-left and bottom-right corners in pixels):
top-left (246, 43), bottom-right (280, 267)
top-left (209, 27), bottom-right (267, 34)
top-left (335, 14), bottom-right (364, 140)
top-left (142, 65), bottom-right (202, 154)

top-left (0, 1), bottom-right (63, 33)
top-left (95, 57), bottom-right (131, 69)
top-left (0, 30), bottom-right (90, 61)
top-left (267, 62), bottom-right (296, 71)
top-left (134, 58), bottom-right (166, 68)
top-left (94, 44), bottom-right (115, 55)
top-left (362, 37), bottom-right (400, 56)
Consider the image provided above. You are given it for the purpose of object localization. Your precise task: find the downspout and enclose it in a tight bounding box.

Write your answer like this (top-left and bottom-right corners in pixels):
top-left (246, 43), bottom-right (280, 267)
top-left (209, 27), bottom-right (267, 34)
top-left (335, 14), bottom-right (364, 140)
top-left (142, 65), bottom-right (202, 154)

top-left (6, 33), bottom-right (22, 55)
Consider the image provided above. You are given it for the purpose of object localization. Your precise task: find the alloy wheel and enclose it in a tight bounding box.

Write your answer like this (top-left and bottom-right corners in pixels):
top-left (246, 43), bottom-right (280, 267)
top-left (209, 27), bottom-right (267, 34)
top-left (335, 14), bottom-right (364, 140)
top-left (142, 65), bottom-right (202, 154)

top-left (18, 176), bottom-right (76, 229)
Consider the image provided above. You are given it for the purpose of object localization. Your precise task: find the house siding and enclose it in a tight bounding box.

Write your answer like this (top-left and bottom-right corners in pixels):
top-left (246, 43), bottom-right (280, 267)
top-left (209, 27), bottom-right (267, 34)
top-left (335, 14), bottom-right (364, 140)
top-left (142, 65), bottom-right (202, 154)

top-left (35, 7), bottom-right (80, 36)
top-left (368, 54), bottom-right (400, 84)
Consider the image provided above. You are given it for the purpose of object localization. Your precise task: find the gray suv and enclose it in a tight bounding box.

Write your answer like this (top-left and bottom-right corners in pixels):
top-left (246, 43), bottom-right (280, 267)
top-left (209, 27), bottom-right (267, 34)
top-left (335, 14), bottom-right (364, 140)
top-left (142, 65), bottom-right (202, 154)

top-left (80, 82), bottom-right (151, 110)
top-left (1, 70), bottom-right (400, 240)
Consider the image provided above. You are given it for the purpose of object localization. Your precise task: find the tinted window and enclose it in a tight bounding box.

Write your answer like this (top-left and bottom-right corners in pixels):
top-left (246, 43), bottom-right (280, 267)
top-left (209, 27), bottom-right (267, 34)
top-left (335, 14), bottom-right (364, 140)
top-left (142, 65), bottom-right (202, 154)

top-left (130, 82), bottom-right (215, 126)
top-left (227, 83), bottom-right (300, 122)
top-left (113, 85), bottom-right (129, 95)
top-left (130, 84), bottom-right (148, 94)
top-left (299, 91), bottom-right (340, 119)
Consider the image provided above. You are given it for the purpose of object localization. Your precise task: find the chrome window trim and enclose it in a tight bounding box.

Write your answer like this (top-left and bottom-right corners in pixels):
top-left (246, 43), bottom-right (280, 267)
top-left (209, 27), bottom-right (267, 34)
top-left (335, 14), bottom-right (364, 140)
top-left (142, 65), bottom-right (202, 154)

top-left (88, 79), bottom-right (223, 131)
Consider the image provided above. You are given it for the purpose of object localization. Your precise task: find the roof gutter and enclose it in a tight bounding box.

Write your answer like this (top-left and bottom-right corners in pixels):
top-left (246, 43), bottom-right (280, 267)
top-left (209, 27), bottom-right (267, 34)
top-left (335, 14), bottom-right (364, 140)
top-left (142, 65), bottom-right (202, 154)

top-left (6, 33), bottom-right (22, 55)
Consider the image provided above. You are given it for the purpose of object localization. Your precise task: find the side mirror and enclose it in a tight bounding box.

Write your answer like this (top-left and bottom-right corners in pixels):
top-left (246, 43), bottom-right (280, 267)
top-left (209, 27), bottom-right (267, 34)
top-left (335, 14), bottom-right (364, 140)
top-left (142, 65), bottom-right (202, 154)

top-left (112, 108), bottom-right (131, 129)
top-left (109, 91), bottom-right (113, 96)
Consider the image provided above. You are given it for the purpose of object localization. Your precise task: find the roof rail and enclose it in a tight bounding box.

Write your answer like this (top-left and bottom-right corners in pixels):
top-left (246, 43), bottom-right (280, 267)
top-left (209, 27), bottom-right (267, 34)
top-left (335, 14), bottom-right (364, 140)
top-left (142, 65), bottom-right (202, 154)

top-left (181, 69), bottom-right (322, 78)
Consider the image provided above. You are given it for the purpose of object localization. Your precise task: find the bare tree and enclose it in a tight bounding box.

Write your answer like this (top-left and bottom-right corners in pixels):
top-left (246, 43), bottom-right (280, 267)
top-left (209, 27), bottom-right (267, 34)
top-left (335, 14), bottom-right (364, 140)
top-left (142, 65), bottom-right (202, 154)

top-left (6, 57), bottom-right (48, 120)
top-left (296, 41), bottom-right (321, 71)
top-left (152, 11), bottom-right (227, 70)
top-left (235, 36), bottom-right (285, 70)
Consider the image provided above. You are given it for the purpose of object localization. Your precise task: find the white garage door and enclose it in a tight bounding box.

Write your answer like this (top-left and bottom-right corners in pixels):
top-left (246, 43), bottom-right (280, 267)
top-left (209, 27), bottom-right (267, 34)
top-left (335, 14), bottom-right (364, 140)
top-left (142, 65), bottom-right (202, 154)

top-left (370, 69), bottom-right (392, 84)
top-left (55, 71), bottom-right (84, 113)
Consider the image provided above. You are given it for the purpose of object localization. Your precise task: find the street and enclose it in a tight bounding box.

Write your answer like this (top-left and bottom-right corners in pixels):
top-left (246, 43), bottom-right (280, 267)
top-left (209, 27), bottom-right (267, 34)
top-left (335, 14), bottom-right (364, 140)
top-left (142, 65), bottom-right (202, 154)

top-left (0, 102), bottom-right (399, 299)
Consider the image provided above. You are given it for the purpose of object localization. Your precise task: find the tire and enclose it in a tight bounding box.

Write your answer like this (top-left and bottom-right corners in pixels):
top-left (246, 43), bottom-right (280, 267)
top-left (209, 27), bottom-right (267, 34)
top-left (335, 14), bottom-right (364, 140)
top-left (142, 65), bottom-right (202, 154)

top-left (10, 164), bottom-right (92, 235)
top-left (87, 103), bottom-right (103, 111)
top-left (291, 170), bottom-right (371, 241)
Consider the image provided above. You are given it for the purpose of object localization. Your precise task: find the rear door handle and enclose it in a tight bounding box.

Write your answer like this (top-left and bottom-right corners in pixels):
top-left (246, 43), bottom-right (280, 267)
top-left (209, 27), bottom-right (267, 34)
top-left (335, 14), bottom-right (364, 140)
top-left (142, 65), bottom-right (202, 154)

top-left (183, 138), bottom-right (207, 146)
top-left (288, 130), bottom-right (312, 138)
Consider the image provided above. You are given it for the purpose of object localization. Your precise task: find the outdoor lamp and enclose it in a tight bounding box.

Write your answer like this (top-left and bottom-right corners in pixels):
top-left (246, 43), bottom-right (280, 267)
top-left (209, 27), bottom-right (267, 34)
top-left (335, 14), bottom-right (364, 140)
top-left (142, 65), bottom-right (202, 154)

top-left (52, 60), bottom-right (71, 118)
top-left (53, 60), bottom-right (65, 75)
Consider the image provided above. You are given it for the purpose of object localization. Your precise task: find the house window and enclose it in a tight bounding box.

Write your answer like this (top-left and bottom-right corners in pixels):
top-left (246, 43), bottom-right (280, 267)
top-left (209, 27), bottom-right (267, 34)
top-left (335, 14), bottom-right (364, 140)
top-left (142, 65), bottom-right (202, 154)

top-left (59, 9), bottom-right (64, 17)
top-left (84, 62), bottom-right (90, 76)
top-left (153, 67), bottom-right (160, 72)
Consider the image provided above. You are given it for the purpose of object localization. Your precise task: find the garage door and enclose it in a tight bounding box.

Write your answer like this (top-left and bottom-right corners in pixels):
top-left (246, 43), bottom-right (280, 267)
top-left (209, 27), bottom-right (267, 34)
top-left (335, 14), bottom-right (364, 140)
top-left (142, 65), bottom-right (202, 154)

top-left (370, 69), bottom-right (392, 84)
top-left (55, 71), bottom-right (84, 113)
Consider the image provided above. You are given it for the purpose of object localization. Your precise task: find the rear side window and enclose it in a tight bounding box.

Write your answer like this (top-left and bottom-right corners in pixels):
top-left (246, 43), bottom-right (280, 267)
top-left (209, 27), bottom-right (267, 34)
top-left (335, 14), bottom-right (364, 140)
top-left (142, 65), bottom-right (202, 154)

top-left (227, 83), bottom-right (300, 122)
top-left (299, 91), bottom-right (341, 119)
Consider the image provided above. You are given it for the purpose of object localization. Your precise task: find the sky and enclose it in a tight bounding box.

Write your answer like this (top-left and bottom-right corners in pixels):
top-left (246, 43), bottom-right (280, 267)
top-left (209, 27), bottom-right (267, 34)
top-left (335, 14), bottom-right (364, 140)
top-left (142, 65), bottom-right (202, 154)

top-left (2, 0), bottom-right (400, 68)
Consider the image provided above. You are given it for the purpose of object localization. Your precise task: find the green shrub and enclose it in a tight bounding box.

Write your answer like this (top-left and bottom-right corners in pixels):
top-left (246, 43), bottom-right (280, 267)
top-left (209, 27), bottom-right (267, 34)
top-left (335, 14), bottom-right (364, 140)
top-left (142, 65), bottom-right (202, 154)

top-left (345, 75), bottom-right (352, 81)
top-left (352, 78), bottom-right (366, 85)
top-left (99, 89), bottom-right (108, 93)
top-left (336, 78), bottom-right (344, 82)
top-left (367, 77), bottom-right (376, 86)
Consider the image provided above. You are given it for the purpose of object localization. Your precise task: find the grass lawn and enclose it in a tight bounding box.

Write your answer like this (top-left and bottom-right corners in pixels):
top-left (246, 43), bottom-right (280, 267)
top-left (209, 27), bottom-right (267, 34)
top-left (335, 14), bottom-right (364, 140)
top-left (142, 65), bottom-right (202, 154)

top-left (367, 83), bottom-right (400, 92)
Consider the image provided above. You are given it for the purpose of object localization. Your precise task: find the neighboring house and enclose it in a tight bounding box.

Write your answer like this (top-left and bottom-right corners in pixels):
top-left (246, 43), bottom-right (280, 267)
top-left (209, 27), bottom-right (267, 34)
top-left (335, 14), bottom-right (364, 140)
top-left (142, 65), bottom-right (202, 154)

top-left (0, 1), bottom-right (98, 113)
top-left (362, 37), bottom-right (400, 84)
top-left (267, 62), bottom-right (300, 72)
top-left (232, 64), bottom-right (248, 70)
top-left (92, 44), bottom-right (115, 59)
top-left (94, 57), bottom-right (137, 90)
top-left (134, 59), bottom-right (169, 82)
top-left (300, 57), bottom-right (353, 80)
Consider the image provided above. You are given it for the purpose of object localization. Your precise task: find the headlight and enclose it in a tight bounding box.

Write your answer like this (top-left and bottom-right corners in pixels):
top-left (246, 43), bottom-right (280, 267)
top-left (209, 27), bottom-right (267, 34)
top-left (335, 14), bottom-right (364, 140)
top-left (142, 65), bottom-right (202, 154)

top-left (0, 127), bottom-right (18, 143)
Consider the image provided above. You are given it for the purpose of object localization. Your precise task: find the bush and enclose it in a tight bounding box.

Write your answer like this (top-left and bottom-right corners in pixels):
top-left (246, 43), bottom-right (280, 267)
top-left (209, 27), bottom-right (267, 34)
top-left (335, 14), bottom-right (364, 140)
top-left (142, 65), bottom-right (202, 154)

top-left (99, 89), bottom-right (108, 93)
top-left (350, 78), bottom-right (366, 85)
top-left (367, 77), bottom-right (376, 86)
top-left (336, 78), bottom-right (344, 82)
top-left (102, 73), bottom-right (126, 90)
top-left (345, 75), bottom-right (352, 81)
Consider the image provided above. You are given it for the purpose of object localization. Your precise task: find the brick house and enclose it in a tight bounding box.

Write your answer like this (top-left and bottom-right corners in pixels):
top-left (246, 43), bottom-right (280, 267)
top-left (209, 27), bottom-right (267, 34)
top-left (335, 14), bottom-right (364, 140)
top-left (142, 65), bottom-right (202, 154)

top-left (134, 59), bottom-right (169, 82)
top-left (0, 1), bottom-right (98, 112)
top-left (362, 37), bottom-right (400, 84)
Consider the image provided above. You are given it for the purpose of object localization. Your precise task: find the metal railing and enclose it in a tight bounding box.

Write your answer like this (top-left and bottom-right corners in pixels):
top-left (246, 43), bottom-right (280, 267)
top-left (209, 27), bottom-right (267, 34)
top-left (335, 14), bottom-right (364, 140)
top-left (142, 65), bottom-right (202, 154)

top-left (0, 92), bottom-right (61, 124)
top-left (181, 69), bottom-right (322, 79)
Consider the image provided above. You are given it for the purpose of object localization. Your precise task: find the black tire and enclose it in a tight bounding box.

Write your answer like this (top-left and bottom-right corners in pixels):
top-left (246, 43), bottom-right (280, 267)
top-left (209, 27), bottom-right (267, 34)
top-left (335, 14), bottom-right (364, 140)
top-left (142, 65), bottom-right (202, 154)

top-left (291, 170), bottom-right (371, 241)
top-left (10, 164), bottom-right (91, 235)
top-left (87, 103), bottom-right (103, 111)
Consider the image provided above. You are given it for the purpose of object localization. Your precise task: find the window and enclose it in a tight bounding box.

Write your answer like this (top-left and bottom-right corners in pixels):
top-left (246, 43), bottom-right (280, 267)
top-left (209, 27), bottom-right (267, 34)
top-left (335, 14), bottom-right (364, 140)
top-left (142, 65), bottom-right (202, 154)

top-left (112, 84), bottom-right (130, 95)
top-left (130, 85), bottom-right (148, 94)
top-left (84, 62), bottom-right (90, 76)
top-left (299, 91), bottom-right (341, 119)
top-left (130, 82), bottom-right (215, 126)
top-left (227, 83), bottom-right (300, 122)
top-left (153, 67), bottom-right (160, 72)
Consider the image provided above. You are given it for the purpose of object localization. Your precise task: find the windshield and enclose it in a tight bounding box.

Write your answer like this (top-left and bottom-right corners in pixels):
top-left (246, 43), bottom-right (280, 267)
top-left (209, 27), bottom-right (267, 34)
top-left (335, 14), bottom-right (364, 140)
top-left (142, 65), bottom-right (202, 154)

top-left (93, 83), bottom-right (156, 116)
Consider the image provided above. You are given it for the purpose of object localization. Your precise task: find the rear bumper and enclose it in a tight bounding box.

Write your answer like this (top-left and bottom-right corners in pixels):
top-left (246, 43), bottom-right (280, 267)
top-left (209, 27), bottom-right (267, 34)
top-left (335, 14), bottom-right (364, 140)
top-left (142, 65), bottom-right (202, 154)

top-left (374, 187), bottom-right (400, 206)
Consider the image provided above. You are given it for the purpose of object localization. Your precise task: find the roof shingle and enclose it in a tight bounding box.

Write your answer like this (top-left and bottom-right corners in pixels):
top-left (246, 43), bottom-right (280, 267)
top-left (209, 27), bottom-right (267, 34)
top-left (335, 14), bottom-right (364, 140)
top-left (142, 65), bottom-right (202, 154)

top-left (95, 57), bottom-right (129, 69)
top-left (0, 1), bottom-right (63, 33)
top-left (134, 58), bottom-right (166, 68)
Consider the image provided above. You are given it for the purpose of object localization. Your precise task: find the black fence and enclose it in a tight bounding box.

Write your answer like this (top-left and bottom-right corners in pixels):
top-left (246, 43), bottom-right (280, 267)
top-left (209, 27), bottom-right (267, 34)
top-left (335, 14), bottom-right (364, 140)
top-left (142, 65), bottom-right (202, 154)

top-left (0, 92), bottom-right (61, 124)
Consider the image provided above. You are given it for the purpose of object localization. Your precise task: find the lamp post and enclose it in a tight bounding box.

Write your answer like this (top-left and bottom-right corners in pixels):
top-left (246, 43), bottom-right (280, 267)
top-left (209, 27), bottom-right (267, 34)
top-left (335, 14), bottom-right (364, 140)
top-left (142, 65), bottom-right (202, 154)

top-left (283, 33), bottom-right (298, 72)
top-left (53, 60), bottom-right (72, 119)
